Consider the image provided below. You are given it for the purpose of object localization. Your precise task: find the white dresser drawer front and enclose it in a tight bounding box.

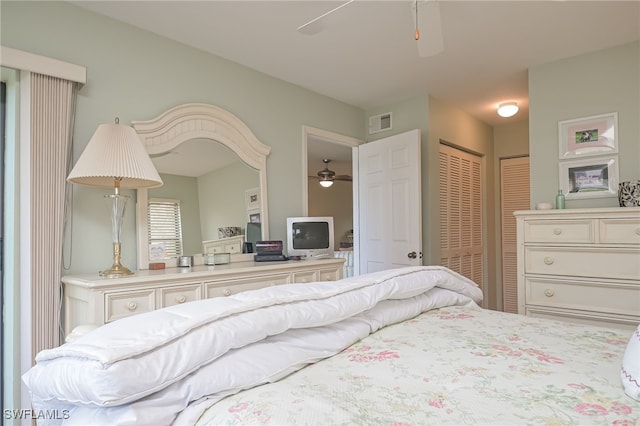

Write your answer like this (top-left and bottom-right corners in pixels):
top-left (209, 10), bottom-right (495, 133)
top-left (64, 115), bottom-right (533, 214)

top-left (159, 284), bottom-right (202, 307)
top-left (525, 306), bottom-right (638, 332)
top-left (206, 273), bottom-right (291, 298)
top-left (223, 242), bottom-right (242, 254)
top-left (599, 218), bottom-right (640, 244)
top-left (526, 277), bottom-right (640, 317)
top-left (292, 270), bottom-right (318, 284)
top-left (525, 247), bottom-right (640, 280)
top-left (524, 219), bottom-right (595, 243)
top-left (105, 290), bottom-right (155, 323)
top-left (319, 268), bottom-right (342, 281)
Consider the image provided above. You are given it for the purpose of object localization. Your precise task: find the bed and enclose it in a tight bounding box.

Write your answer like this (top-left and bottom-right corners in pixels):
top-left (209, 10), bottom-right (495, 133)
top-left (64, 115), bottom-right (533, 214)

top-left (23, 266), bottom-right (639, 425)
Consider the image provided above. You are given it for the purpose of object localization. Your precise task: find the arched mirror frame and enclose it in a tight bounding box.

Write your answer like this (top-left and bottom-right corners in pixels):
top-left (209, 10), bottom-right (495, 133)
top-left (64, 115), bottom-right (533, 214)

top-left (132, 103), bottom-right (271, 269)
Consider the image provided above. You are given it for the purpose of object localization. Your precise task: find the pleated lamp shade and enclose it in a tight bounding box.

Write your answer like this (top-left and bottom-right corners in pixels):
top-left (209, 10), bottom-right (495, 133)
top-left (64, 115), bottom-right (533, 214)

top-left (68, 121), bottom-right (163, 189)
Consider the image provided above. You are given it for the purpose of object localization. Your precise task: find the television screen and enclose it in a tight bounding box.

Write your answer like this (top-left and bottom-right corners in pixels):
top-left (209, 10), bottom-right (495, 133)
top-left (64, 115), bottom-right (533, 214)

top-left (292, 222), bottom-right (330, 250)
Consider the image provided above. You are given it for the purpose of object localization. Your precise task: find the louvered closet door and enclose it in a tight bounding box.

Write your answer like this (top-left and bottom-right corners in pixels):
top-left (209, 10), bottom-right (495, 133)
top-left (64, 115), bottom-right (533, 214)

top-left (439, 144), bottom-right (483, 288)
top-left (500, 156), bottom-right (530, 313)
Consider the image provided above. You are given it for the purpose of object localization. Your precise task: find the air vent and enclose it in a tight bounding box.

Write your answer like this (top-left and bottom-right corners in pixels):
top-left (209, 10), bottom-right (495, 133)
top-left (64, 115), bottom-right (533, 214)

top-left (368, 112), bottom-right (392, 134)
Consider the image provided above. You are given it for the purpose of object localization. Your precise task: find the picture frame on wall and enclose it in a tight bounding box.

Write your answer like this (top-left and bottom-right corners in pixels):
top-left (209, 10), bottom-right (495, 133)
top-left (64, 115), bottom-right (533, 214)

top-left (558, 112), bottom-right (618, 159)
top-left (245, 187), bottom-right (260, 210)
top-left (559, 155), bottom-right (619, 200)
top-left (248, 211), bottom-right (261, 223)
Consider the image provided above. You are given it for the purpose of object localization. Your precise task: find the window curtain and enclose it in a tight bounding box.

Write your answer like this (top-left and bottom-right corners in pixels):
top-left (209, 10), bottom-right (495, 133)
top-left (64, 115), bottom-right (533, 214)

top-left (29, 73), bottom-right (77, 357)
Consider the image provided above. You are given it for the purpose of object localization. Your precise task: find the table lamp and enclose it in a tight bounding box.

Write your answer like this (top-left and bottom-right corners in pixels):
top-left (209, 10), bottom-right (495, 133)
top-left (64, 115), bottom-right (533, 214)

top-left (67, 118), bottom-right (163, 277)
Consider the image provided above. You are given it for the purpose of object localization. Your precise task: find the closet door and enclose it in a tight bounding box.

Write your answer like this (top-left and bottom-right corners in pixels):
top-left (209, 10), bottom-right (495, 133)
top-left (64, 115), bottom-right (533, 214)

top-left (500, 156), bottom-right (530, 313)
top-left (439, 144), bottom-right (483, 288)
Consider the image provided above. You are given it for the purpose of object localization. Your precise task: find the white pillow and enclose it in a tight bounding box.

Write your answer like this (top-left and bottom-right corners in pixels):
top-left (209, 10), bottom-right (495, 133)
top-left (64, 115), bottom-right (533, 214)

top-left (621, 324), bottom-right (640, 401)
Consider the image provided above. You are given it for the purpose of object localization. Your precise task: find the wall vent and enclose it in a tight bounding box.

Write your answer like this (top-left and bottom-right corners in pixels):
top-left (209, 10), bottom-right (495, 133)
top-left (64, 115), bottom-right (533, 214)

top-left (368, 112), bottom-right (392, 134)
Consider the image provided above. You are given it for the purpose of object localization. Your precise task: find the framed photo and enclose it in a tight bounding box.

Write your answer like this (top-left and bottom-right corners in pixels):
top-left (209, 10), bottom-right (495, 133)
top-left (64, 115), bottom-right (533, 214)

top-left (558, 112), bottom-right (618, 159)
top-left (248, 211), bottom-right (261, 223)
top-left (559, 155), bottom-right (619, 200)
top-left (245, 187), bottom-right (260, 210)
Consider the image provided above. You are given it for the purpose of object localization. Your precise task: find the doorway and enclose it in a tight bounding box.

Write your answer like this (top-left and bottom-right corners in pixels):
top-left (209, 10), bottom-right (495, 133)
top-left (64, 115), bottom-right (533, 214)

top-left (302, 127), bottom-right (362, 276)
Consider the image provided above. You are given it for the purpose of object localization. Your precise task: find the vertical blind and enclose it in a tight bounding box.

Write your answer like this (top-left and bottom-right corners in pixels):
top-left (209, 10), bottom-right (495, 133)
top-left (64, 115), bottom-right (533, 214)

top-left (147, 198), bottom-right (183, 258)
top-left (30, 73), bottom-right (77, 355)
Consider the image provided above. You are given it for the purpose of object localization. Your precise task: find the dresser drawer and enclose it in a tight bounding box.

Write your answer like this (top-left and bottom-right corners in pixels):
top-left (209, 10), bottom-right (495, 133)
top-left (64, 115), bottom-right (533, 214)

top-left (206, 273), bottom-right (291, 298)
top-left (524, 306), bottom-right (638, 331)
top-left (525, 277), bottom-right (640, 317)
top-left (319, 267), bottom-right (342, 281)
top-left (105, 290), bottom-right (155, 323)
top-left (292, 270), bottom-right (318, 283)
top-left (524, 219), bottom-right (595, 244)
top-left (525, 247), bottom-right (640, 280)
top-left (159, 284), bottom-right (202, 307)
top-left (223, 242), bottom-right (242, 253)
top-left (599, 218), bottom-right (640, 244)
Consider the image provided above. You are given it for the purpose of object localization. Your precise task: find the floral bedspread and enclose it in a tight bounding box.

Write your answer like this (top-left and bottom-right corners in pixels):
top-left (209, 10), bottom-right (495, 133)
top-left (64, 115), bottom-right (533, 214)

top-left (194, 306), bottom-right (638, 426)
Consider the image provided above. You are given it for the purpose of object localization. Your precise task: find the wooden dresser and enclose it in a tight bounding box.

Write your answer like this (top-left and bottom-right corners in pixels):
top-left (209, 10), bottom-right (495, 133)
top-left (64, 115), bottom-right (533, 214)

top-left (62, 258), bottom-right (344, 339)
top-left (515, 207), bottom-right (640, 331)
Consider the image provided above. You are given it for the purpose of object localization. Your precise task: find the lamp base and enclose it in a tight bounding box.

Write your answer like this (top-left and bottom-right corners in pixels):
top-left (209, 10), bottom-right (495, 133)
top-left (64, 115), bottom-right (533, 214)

top-left (99, 263), bottom-right (134, 278)
top-left (100, 242), bottom-right (134, 278)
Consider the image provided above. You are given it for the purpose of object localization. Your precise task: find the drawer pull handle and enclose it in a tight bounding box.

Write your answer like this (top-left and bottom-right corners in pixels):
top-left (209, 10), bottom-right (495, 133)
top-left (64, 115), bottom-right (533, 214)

top-left (223, 289), bottom-right (231, 296)
top-left (176, 295), bottom-right (187, 303)
top-left (544, 289), bottom-right (554, 297)
top-left (553, 228), bottom-right (562, 235)
top-left (543, 257), bottom-right (554, 265)
top-left (127, 301), bottom-right (138, 311)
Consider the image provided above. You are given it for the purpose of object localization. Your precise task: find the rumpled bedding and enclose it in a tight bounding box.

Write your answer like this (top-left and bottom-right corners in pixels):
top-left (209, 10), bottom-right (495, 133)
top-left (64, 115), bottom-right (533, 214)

top-left (23, 266), bottom-right (482, 425)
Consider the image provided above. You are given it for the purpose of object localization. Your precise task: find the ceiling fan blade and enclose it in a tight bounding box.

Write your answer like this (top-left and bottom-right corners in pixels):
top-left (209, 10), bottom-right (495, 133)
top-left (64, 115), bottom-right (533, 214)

top-left (297, 0), bottom-right (355, 35)
top-left (414, 0), bottom-right (444, 57)
top-left (335, 175), bottom-right (353, 182)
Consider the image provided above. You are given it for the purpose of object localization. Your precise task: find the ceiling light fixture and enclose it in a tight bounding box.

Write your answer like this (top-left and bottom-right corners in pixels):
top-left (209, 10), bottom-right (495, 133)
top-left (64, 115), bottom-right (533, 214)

top-left (317, 158), bottom-right (336, 188)
top-left (319, 179), bottom-right (334, 188)
top-left (497, 102), bottom-right (519, 118)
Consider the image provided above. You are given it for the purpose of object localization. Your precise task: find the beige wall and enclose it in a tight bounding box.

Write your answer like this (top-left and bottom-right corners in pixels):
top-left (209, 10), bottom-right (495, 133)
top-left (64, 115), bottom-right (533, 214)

top-left (529, 41), bottom-right (639, 208)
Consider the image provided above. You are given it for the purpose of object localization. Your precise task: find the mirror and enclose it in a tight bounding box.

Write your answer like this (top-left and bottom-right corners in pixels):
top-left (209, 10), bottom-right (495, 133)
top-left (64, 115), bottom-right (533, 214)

top-left (133, 103), bottom-right (271, 269)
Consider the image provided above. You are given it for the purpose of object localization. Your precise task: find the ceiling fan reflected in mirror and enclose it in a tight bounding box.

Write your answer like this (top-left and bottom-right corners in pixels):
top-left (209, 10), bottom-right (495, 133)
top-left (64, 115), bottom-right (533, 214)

top-left (297, 0), bottom-right (444, 57)
top-left (309, 159), bottom-right (353, 188)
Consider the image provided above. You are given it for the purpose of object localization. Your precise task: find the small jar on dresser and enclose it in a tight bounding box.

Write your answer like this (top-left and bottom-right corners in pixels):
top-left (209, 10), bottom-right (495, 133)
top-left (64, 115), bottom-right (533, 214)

top-left (514, 207), bottom-right (640, 331)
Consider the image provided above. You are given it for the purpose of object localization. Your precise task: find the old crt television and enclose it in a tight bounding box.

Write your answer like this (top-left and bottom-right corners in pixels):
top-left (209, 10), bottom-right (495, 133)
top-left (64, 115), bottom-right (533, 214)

top-left (286, 216), bottom-right (334, 259)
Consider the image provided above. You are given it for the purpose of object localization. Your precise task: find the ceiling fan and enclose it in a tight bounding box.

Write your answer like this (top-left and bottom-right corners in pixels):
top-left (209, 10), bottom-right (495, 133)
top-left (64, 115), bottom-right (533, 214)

top-left (309, 159), bottom-right (353, 187)
top-left (297, 0), bottom-right (444, 58)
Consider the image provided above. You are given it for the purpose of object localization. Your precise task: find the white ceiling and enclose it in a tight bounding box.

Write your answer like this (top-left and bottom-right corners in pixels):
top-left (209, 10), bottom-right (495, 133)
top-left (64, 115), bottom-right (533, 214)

top-left (74, 0), bottom-right (638, 176)
top-left (72, 0), bottom-right (639, 128)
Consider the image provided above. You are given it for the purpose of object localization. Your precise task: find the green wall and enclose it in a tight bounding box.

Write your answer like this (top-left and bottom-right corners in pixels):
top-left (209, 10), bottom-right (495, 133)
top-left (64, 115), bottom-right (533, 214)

top-left (1, 1), bottom-right (365, 274)
top-left (529, 41), bottom-right (640, 208)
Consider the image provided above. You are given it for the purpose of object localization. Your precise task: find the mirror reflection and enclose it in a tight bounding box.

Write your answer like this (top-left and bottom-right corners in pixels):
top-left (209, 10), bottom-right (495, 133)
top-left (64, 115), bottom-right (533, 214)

top-left (148, 138), bottom-right (260, 258)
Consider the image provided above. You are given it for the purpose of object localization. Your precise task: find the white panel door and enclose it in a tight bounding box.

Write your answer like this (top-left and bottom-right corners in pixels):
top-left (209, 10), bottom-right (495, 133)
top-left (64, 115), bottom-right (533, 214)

top-left (357, 129), bottom-right (422, 273)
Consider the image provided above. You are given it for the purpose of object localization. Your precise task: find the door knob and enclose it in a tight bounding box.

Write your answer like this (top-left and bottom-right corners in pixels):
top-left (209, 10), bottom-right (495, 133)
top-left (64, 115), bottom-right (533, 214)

top-left (408, 251), bottom-right (417, 259)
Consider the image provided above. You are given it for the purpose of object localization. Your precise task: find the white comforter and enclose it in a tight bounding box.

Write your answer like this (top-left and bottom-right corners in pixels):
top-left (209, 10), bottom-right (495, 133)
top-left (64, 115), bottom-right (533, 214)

top-left (23, 266), bottom-right (482, 425)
